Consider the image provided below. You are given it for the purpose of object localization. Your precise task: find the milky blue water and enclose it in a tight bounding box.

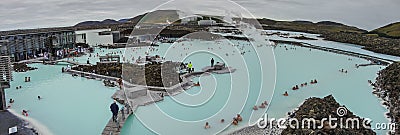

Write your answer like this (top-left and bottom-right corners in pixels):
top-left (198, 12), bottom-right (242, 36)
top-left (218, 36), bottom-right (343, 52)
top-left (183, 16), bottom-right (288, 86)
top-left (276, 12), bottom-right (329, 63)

top-left (119, 41), bottom-right (390, 134)
top-left (4, 31), bottom-right (395, 135)
top-left (5, 64), bottom-right (117, 135)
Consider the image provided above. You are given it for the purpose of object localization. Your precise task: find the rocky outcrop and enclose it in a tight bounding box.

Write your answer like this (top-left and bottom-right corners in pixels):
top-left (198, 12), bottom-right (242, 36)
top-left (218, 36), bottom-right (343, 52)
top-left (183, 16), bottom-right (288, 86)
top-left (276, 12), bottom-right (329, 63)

top-left (13, 63), bottom-right (37, 72)
top-left (281, 95), bottom-right (375, 135)
top-left (374, 62), bottom-right (400, 134)
top-left (321, 32), bottom-right (400, 57)
top-left (72, 61), bottom-right (181, 87)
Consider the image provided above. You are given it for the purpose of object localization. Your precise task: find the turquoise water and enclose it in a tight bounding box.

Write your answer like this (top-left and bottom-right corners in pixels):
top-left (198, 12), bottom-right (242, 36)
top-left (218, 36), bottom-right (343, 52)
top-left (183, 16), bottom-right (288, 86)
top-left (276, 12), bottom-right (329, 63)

top-left (5, 64), bottom-right (117, 135)
top-left (118, 38), bottom-right (276, 134)
top-left (120, 40), bottom-right (391, 134)
top-left (4, 31), bottom-right (396, 135)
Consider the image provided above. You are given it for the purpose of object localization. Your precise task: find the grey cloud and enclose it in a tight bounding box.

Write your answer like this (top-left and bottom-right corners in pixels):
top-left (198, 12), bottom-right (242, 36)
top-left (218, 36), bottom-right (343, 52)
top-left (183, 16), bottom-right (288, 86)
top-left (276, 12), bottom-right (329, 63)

top-left (0, 0), bottom-right (399, 31)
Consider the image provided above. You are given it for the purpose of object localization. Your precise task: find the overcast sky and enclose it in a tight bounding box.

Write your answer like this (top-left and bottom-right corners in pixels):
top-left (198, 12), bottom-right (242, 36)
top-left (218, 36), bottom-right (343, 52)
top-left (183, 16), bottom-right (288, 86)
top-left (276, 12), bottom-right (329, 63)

top-left (0, 0), bottom-right (399, 31)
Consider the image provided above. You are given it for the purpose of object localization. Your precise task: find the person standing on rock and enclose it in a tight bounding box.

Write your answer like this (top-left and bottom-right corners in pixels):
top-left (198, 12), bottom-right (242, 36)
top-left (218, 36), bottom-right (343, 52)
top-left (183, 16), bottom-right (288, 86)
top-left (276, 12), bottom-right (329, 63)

top-left (110, 100), bottom-right (119, 122)
top-left (211, 58), bottom-right (214, 67)
top-left (188, 62), bottom-right (193, 73)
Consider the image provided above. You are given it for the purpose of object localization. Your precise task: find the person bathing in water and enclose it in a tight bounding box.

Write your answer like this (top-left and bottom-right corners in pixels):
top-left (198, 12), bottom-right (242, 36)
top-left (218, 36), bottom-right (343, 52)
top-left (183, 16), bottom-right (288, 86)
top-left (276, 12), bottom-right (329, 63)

top-left (253, 105), bottom-right (258, 110)
top-left (283, 91), bottom-right (289, 96)
top-left (9, 99), bottom-right (14, 103)
top-left (259, 103), bottom-right (266, 108)
top-left (232, 118), bottom-right (238, 125)
top-left (204, 122), bottom-right (210, 129)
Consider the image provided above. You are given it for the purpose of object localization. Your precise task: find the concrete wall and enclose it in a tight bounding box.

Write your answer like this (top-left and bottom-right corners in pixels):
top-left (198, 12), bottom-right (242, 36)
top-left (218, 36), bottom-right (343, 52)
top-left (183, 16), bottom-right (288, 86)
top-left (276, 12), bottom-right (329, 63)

top-left (128, 88), bottom-right (147, 99)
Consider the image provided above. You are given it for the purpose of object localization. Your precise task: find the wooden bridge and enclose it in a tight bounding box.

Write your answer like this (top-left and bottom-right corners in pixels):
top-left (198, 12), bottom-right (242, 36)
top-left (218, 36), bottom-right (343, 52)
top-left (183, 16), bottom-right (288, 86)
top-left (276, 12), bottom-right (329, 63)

top-left (101, 106), bottom-right (132, 135)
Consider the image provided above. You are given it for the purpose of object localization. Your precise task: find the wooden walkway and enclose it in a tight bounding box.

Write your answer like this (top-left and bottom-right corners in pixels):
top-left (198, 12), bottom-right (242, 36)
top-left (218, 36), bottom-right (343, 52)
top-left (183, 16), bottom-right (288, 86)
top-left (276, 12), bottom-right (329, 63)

top-left (99, 66), bottom-right (235, 135)
top-left (101, 106), bottom-right (133, 135)
top-left (101, 91), bottom-right (162, 135)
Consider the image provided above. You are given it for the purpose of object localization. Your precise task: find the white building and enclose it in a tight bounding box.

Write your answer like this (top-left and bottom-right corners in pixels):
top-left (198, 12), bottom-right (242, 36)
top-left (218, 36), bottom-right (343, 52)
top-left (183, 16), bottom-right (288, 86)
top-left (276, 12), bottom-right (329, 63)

top-left (181, 15), bottom-right (201, 25)
top-left (198, 20), bottom-right (217, 26)
top-left (75, 29), bottom-right (113, 46)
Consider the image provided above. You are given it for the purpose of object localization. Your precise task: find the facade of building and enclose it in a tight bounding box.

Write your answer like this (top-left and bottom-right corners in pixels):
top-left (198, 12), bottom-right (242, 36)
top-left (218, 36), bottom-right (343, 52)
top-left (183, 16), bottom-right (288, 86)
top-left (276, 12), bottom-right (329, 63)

top-left (75, 29), bottom-right (114, 46)
top-left (198, 20), bottom-right (217, 26)
top-left (180, 15), bottom-right (201, 25)
top-left (0, 30), bottom-right (75, 61)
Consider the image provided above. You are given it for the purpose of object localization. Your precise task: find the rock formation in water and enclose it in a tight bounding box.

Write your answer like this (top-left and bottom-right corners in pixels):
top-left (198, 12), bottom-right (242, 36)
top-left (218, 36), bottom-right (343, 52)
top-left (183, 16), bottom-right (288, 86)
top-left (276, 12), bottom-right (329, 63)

top-left (281, 95), bottom-right (376, 135)
top-left (13, 63), bottom-right (37, 72)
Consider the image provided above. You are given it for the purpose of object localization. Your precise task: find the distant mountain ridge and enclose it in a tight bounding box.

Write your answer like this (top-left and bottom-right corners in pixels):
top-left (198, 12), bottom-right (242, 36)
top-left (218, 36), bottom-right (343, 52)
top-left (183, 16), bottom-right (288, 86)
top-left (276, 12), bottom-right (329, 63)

top-left (75, 19), bottom-right (120, 27)
top-left (256, 18), bottom-right (367, 34)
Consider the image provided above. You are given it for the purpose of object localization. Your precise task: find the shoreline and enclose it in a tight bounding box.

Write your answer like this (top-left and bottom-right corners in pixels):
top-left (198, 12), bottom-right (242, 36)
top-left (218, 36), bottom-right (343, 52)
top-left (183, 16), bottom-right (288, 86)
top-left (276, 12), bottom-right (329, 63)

top-left (371, 63), bottom-right (400, 134)
top-left (8, 109), bottom-right (54, 135)
top-left (270, 39), bottom-right (395, 64)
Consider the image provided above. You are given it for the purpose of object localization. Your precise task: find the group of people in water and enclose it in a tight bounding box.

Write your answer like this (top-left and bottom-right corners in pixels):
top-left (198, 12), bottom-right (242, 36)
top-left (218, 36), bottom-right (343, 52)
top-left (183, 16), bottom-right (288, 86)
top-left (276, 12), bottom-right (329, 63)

top-left (291, 79), bottom-right (318, 90)
top-left (339, 69), bottom-right (348, 73)
top-left (7, 96), bottom-right (39, 116)
top-left (253, 101), bottom-right (268, 110)
top-left (24, 76), bottom-right (31, 82)
top-left (283, 79), bottom-right (318, 96)
top-left (16, 76), bottom-right (32, 89)
top-left (8, 76), bottom-right (42, 116)
top-left (204, 114), bottom-right (243, 129)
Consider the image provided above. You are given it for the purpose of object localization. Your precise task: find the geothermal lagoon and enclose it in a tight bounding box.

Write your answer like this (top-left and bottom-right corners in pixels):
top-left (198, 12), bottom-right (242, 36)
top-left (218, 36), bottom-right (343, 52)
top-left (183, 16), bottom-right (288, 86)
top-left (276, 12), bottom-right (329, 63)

top-left (5, 30), bottom-right (399, 135)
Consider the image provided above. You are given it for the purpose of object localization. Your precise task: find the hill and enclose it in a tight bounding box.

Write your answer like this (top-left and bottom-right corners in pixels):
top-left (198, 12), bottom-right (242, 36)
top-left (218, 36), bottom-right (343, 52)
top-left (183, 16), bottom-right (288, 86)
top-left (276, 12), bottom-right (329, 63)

top-left (369, 22), bottom-right (400, 38)
top-left (75, 19), bottom-right (119, 27)
top-left (130, 10), bottom-right (179, 24)
top-left (258, 18), bottom-right (367, 34)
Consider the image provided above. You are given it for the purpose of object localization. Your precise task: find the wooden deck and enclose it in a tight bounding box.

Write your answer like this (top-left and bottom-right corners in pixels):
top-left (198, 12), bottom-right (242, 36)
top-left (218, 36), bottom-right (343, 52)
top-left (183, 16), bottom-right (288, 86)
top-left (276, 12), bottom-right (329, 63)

top-left (101, 106), bottom-right (133, 135)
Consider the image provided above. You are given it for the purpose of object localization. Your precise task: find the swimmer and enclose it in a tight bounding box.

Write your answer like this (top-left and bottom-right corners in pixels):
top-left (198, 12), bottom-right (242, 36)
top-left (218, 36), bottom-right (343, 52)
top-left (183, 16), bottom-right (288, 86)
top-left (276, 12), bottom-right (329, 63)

top-left (232, 118), bottom-right (238, 125)
top-left (236, 114), bottom-right (242, 121)
top-left (38, 96), bottom-right (41, 100)
top-left (283, 91), bottom-right (289, 96)
top-left (22, 110), bottom-right (29, 116)
top-left (19, 86), bottom-right (22, 89)
top-left (253, 105), bottom-right (258, 110)
top-left (204, 122), bottom-right (210, 129)
top-left (221, 119), bottom-right (225, 123)
top-left (264, 101), bottom-right (268, 105)
top-left (314, 79), bottom-right (318, 83)
top-left (9, 99), bottom-right (14, 103)
top-left (259, 103), bottom-right (266, 108)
